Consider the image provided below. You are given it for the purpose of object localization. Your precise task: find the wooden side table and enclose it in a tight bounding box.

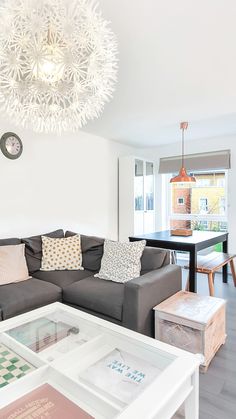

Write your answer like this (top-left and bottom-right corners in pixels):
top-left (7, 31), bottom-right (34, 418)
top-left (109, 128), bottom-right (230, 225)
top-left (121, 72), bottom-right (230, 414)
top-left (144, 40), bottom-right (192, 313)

top-left (154, 291), bottom-right (226, 372)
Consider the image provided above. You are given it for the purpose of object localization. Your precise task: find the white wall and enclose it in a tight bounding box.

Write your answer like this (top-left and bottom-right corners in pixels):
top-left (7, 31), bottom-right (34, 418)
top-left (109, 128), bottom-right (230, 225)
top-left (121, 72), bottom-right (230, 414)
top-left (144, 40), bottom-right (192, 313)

top-left (0, 123), bottom-right (133, 239)
top-left (1, 123), bottom-right (235, 248)
top-left (138, 135), bottom-right (236, 252)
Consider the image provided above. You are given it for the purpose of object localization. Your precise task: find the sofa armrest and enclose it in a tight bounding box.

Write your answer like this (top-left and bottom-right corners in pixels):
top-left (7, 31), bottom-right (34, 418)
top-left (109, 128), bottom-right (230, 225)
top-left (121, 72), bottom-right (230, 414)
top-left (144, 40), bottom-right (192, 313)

top-left (122, 264), bottom-right (182, 337)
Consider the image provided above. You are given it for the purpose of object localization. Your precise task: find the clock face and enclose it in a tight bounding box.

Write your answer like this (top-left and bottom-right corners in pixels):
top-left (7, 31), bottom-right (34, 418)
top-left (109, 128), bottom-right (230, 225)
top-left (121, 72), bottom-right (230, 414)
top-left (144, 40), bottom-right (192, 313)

top-left (0, 132), bottom-right (23, 159)
top-left (5, 136), bottom-right (21, 155)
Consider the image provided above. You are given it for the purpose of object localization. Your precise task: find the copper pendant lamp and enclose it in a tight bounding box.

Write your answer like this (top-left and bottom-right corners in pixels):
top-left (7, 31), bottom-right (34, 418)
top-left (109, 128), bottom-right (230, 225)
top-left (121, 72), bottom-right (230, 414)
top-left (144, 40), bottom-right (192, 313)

top-left (170, 122), bottom-right (196, 183)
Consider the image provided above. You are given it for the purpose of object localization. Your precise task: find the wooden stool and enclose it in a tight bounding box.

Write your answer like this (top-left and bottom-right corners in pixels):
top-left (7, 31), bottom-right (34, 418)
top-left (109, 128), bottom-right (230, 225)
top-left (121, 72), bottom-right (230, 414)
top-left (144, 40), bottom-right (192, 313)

top-left (185, 252), bottom-right (236, 296)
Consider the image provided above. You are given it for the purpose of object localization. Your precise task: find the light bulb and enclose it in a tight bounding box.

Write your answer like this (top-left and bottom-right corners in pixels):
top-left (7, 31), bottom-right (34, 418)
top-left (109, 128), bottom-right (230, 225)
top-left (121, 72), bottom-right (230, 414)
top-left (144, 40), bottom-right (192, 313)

top-left (34, 44), bottom-right (64, 83)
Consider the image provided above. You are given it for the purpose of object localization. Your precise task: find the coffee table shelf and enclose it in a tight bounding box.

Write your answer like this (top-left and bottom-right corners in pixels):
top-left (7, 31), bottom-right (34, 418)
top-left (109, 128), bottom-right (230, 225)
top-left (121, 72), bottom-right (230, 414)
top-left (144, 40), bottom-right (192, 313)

top-left (0, 302), bottom-right (200, 418)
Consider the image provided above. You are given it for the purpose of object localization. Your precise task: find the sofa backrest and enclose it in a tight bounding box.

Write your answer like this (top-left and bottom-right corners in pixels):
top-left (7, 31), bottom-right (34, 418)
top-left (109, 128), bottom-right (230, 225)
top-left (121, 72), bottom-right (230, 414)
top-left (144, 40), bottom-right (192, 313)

top-left (67, 232), bottom-right (170, 274)
top-left (0, 232), bottom-right (170, 276)
top-left (0, 238), bottom-right (21, 246)
top-left (65, 231), bottom-right (104, 272)
top-left (140, 246), bottom-right (170, 274)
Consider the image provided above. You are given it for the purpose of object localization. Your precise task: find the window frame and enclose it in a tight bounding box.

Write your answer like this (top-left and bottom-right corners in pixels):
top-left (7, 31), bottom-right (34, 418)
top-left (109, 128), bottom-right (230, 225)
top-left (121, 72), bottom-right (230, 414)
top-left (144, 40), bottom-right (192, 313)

top-left (165, 170), bottom-right (228, 227)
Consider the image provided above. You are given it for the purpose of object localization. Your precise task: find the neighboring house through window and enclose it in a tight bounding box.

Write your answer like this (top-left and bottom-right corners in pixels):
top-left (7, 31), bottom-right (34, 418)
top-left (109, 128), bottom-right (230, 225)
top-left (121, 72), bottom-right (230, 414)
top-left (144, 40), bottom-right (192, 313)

top-left (217, 178), bottom-right (225, 187)
top-left (167, 170), bottom-right (228, 232)
top-left (199, 198), bottom-right (208, 213)
top-left (219, 197), bottom-right (226, 215)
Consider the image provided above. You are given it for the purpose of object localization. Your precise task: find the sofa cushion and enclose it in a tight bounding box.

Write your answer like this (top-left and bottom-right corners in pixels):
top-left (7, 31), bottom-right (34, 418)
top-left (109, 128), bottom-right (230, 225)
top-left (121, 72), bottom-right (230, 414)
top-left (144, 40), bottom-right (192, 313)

top-left (65, 231), bottom-right (104, 272)
top-left (22, 229), bottom-right (64, 274)
top-left (0, 278), bottom-right (61, 320)
top-left (63, 277), bottom-right (124, 321)
top-left (141, 247), bottom-right (170, 274)
top-left (33, 269), bottom-right (94, 289)
top-left (41, 235), bottom-right (83, 271)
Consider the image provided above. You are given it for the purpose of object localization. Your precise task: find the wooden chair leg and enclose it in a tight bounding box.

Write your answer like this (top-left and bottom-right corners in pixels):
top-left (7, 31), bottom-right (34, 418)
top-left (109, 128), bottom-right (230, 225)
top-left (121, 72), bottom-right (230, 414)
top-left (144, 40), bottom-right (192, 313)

top-left (208, 272), bottom-right (215, 296)
top-left (185, 273), bottom-right (190, 291)
top-left (229, 259), bottom-right (236, 287)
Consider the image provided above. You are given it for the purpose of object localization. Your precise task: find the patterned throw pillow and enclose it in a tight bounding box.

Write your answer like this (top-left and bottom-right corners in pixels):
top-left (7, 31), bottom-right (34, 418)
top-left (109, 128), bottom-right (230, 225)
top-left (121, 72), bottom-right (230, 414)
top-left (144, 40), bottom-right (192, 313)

top-left (41, 235), bottom-right (83, 271)
top-left (95, 240), bottom-right (146, 283)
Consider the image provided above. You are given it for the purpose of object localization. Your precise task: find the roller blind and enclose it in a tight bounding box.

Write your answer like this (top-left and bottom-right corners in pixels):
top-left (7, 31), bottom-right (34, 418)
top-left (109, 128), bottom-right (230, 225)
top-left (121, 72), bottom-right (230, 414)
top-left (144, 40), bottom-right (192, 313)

top-left (159, 149), bottom-right (231, 174)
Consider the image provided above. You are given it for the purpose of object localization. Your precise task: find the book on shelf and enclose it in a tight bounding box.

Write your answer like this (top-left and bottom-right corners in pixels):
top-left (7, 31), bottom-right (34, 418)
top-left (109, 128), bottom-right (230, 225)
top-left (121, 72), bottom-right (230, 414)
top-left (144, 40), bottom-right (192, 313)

top-left (79, 348), bottom-right (161, 404)
top-left (7, 317), bottom-right (80, 353)
top-left (0, 383), bottom-right (94, 418)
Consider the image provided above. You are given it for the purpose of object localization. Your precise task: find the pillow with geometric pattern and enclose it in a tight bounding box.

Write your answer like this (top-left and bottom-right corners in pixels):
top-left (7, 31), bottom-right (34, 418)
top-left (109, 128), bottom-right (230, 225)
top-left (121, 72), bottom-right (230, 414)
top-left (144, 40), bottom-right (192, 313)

top-left (40, 235), bottom-right (83, 271)
top-left (94, 239), bottom-right (146, 283)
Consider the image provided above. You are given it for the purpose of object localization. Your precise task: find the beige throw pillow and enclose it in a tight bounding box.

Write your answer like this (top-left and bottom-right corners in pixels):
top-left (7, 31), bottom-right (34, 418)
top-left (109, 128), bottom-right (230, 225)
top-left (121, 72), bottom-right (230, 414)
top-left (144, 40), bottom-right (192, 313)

top-left (41, 235), bottom-right (83, 271)
top-left (0, 244), bottom-right (30, 286)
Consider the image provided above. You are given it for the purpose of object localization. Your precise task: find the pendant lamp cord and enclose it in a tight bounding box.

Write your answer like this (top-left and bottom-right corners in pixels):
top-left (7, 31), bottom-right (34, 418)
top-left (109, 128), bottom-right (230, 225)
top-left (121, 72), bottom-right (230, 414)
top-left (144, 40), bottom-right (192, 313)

top-left (182, 127), bottom-right (184, 168)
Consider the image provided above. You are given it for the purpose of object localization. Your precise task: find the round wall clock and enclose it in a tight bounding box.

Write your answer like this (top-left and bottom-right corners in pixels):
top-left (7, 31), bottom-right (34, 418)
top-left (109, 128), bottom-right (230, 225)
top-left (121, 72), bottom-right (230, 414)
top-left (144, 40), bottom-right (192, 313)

top-left (0, 132), bottom-right (23, 159)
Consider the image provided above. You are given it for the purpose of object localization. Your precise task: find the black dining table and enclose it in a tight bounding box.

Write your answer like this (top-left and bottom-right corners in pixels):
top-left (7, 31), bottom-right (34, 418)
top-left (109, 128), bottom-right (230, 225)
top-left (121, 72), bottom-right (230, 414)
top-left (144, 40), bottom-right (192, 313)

top-left (129, 230), bottom-right (229, 292)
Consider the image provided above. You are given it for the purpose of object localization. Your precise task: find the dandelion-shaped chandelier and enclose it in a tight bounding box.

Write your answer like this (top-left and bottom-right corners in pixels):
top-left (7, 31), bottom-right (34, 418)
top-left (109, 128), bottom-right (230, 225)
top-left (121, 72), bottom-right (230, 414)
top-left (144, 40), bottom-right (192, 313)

top-left (0, 0), bottom-right (118, 133)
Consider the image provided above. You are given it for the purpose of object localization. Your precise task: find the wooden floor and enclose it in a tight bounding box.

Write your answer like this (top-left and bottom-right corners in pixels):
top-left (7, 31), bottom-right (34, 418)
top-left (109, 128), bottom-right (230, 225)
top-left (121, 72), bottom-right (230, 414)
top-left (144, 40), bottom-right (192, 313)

top-left (174, 270), bottom-right (236, 419)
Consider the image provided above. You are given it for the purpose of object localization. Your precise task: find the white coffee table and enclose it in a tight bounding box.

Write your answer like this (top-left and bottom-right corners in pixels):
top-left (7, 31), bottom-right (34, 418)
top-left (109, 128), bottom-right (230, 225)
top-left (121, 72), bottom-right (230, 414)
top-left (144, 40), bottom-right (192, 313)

top-left (0, 303), bottom-right (200, 419)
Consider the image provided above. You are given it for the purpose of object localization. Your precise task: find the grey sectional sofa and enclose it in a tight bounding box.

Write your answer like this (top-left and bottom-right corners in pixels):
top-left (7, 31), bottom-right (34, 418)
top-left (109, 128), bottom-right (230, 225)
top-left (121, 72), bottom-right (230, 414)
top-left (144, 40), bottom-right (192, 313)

top-left (0, 230), bottom-right (182, 337)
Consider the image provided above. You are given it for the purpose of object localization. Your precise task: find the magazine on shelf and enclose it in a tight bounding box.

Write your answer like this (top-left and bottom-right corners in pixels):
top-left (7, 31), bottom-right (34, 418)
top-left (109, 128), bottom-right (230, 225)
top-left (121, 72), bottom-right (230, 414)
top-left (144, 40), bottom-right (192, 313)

top-left (0, 343), bottom-right (35, 388)
top-left (0, 383), bottom-right (94, 418)
top-left (7, 317), bottom-right (81, 353)
top-left (79, 348), bottom-right (161, 404)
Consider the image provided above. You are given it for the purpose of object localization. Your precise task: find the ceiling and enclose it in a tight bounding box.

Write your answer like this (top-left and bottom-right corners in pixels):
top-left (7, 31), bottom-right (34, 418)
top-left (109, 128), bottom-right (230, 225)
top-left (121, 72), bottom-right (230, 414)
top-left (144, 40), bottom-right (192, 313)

top-left (83, 0), bottom-right (236, 147)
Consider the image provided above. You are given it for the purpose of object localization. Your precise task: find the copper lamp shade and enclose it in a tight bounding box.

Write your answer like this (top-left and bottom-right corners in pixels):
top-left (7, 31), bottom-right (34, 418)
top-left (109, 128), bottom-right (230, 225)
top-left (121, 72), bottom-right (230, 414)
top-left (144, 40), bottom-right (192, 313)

top-left (170, 167), bottom-right (196, 183)
top-left (170, 122), bottom-right (196, 183)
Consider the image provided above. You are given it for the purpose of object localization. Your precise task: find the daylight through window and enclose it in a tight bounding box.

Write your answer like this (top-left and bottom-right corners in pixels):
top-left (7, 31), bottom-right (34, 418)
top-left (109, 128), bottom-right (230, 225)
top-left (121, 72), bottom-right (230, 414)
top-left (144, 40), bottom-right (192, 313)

top-left (168, 171), bottom-right (228, 233)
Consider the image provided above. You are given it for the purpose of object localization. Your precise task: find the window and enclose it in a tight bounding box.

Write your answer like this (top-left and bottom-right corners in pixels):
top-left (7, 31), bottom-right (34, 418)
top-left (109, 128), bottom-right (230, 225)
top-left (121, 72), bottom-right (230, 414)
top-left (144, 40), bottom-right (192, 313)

top-left (145, 162), bottom-right (154, 210)
top-left (197, 179), bottom-right (210, 187)
top-left (177, 197), bottom-right (185, 205)
top-left (167, 170), bottom-right (228, 232)
top-left (219, 197), bottom-right (226, 215)
top-left (199, 198), bottom-right (208, 213)
top-left (134, 159), bottom-right (144, 211)
top-left (134, 159), bottom-right (154, 211)
top-left (217, 178), bottom-right (225, 187)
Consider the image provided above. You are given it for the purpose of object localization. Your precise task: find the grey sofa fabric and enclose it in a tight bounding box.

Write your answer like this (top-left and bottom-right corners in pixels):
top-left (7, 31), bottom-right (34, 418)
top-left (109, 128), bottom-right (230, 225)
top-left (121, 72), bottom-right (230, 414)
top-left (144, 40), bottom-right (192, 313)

top-left (65, 231), bottom-right (104, 272)
top-left (63, 277), bottom-right (124, 321)
top-left (0, 231), bottom-right (181, 337)
top-left (140, 246), bottom-right (170, 274)
top-left (66, 303), bottom-right (122, 326)
top-left (0, 238), bottom-right (21, 246)
top-left (0, 278), bottom-right (62, 320)
top-left (33, 269), bottom-right (94, 289)
top-left (22, 229), bottom-right (64, 274)
top-left (123, 264), bottom-right (182, 337)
